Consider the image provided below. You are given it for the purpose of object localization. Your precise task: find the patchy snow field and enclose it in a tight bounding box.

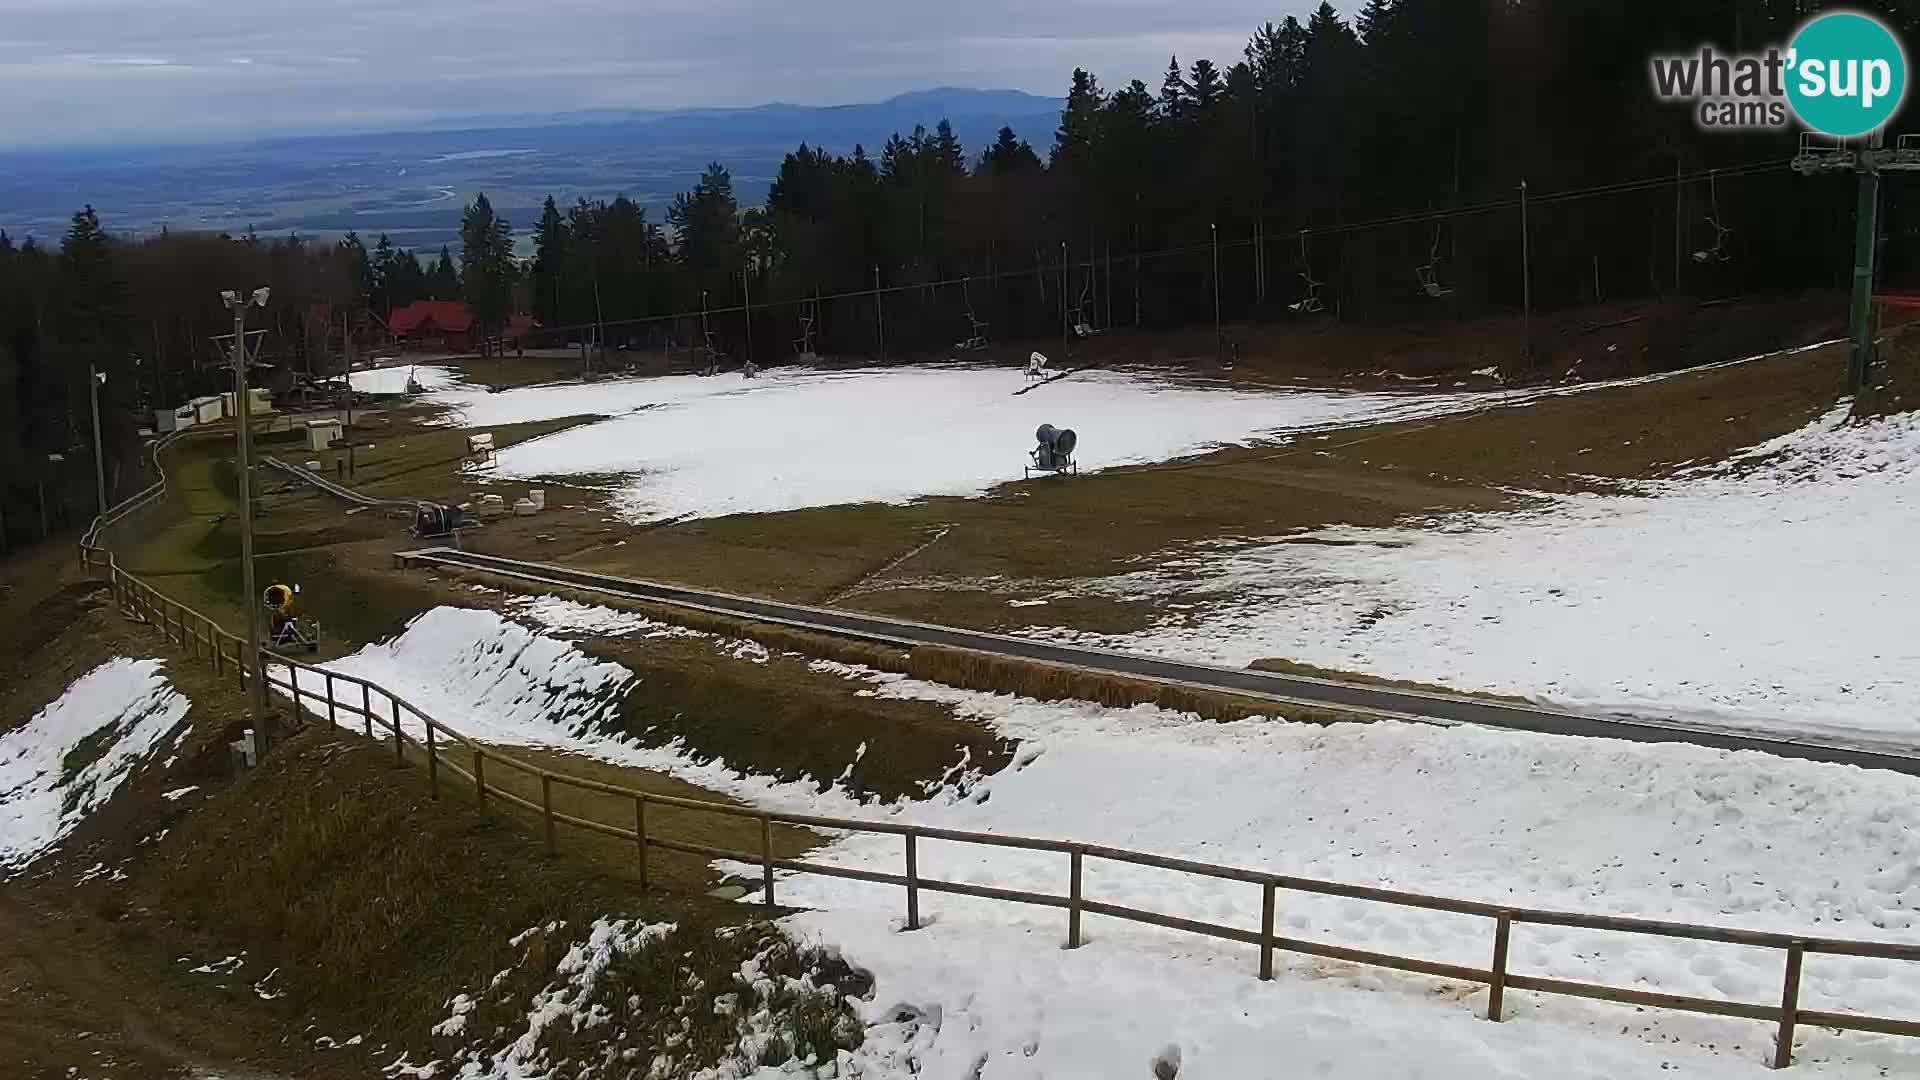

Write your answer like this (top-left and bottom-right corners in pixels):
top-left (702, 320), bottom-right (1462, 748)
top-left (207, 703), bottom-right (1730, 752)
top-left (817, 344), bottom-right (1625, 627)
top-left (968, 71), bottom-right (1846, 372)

top-left (1049, 403), bottom-right (1920, 745)
top-left (413, 347), bottom-right (1828, 523)
top-left (424, 365), bottom-right (1502, 521)
top-left (298, 605), bottom-right (1920, 1074)
top-left (0, 658), bottom-right (190, 872)
top-left (348, 364), bottom-right (460, 395)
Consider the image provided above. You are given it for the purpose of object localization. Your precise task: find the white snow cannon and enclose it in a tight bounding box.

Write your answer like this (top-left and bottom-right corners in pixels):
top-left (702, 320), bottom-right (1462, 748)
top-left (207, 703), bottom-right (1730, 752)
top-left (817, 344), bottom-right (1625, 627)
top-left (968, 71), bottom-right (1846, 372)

top-left (1026, 351), bottom-right (1050, 380)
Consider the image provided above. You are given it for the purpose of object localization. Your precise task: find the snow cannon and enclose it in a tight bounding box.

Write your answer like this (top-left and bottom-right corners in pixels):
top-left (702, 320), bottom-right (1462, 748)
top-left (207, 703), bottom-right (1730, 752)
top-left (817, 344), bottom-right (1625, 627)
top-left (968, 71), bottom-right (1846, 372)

top-left (1026, 423), bottom-right (1079, 478)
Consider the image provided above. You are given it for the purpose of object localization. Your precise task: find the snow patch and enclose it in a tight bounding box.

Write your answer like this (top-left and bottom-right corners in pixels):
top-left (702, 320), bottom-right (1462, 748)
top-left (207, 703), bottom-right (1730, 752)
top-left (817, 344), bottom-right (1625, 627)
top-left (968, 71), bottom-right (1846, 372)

top-left (0, 658), bottom-right (190, 872)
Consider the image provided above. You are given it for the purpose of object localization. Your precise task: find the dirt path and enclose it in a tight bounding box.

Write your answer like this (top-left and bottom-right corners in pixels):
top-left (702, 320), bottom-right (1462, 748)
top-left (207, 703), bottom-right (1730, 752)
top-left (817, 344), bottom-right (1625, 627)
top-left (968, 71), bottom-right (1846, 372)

top-left (0, 891), bottom-right (309, 1080)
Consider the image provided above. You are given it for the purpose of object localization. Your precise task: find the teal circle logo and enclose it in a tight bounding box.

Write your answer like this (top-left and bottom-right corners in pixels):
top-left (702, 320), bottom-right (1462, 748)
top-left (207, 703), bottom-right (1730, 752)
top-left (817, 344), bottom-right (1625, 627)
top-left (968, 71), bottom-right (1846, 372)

top-left (1786, 11), bottom-right (1907, 136)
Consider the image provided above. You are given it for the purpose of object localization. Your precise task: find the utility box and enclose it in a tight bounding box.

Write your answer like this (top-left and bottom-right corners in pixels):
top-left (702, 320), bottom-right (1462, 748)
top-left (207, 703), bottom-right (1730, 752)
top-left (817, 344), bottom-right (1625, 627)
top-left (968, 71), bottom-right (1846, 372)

top-left (305, 418), bottom-right (343, 451)
top-left (189, 395), bottom-right (224, 424)
top-left (154, 403), bottom-right (197, 433)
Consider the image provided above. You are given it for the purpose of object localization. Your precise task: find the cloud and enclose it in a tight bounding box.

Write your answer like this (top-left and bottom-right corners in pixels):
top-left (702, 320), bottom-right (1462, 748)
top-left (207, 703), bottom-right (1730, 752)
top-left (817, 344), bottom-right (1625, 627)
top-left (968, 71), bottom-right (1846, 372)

top-left (0, 0), bottom-right (1312, 145)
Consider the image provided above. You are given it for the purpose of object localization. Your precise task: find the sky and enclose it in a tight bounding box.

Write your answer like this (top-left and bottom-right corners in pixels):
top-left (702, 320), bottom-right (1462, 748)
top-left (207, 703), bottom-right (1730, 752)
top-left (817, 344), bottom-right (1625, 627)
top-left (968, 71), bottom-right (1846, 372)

top-left (0, 0), bottom-right (1312, 147)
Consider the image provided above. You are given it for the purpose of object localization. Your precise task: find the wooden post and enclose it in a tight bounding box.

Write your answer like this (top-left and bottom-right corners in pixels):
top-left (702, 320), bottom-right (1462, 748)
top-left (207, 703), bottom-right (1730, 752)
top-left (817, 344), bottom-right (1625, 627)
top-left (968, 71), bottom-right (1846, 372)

top-left (635, 795), bottom-right (649, 890)
top-left (1488, 913), bottom-right (1513, 1021)
top-left (325, 672), bottom-right (338, 726)
top-left (1067, 847), bottom-right (1083, 949)
top-left (213, 631), bottom-right (224, 676)
top-left (1774, 942), bottom-right (1805, 1069)
top-left (541, 776), bottom-right (556, 855)
top-left (287, 664), bottom-right (299, 717)
top-left (361, 684), bottom-right (372, 740)
top-left (233, 638), bottom-right (245, 692)
top-left (425, 722), bottom-right (438, 797)
top-left (1259, 881), bottom-right (1276, 980)
top-left (474, 750), bottom-right (487, 807)
top-left (761, 816), bottom-right (776, 909)
top-left (391, 699), bottom-right (404, 765)
top-left (905, 832), bottom-right (920, 931)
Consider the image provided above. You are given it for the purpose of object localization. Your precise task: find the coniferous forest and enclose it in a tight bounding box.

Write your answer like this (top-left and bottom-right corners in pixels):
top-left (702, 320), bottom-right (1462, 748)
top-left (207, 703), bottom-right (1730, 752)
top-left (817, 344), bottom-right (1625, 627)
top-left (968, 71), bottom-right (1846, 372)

top-left (4, 0), bottom-right (1918, 548)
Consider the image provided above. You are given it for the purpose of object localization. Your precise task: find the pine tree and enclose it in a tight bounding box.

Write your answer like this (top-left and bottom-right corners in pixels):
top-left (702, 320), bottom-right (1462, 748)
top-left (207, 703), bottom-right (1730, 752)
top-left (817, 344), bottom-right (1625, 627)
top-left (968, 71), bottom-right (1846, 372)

top-left (530, 195), bottom-right (570, 328)
top-left (460, 193), bottom-right (516, 347)
top-left (56, 205), bottom-right (131, 352)
top-left (1159, 56), bottom-right (1190, 123)
top-left (981, 127), bottom-right (1041, 174)
top-left (668, 163), bottom-right (744, 297)
top-left (1188, 59), bottom-right (1224, 112)
top-left (428, 246), bottom-right (460, 300)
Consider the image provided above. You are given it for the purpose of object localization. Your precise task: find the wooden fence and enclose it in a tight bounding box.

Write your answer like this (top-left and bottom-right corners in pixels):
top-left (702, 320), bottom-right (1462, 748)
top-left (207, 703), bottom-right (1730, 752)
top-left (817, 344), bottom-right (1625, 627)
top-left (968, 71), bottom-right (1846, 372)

top-left (75, 437), bottom-right (1920, 1070)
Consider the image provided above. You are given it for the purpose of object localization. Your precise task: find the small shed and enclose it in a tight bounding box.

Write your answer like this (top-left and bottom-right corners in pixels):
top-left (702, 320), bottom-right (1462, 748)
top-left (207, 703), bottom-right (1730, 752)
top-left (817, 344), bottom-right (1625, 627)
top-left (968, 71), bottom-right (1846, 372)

top-left (154, 403), bottom-right (197, 433)
top-left (305, 418), bottom-right (344, 452)
top-left (189, 395), bottom-right (224, 424)
top-left (221, 388), bottom-right (272, 417)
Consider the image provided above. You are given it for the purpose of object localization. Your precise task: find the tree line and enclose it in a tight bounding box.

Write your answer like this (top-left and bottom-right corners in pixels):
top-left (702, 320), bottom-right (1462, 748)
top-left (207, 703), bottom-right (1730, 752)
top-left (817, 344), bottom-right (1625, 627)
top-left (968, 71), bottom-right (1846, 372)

top-left (5, 0), bottom-right (1915, 551)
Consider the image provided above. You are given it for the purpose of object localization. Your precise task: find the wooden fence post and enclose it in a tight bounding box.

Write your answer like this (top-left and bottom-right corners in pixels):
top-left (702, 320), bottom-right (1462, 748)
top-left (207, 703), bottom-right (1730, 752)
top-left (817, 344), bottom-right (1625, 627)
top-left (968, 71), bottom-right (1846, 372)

top-left (905, 832), bottom-right (920, 931)
top-left (233, 639), bottom-right (245, 692)
top-left (1488, 913), bottom-right (1513, 1022)
top-left (474, 750), bottom-right (487, 807)
top-left (635, 795), bottom-right (649, 890)
top-left (1259, 881), bottom-right (1277, 980)
top-left (1774, 942), bottom-right (1805, 1069)
top-left (325, 672), bottom-right (338, 726)
top-left (391, 699), bottom-right (404, 766)
top-left (541, 776), bottom-right (556, 856)
top-left (287, 665), bottom-right (300, 717)
top-left (761, 816), bottom-right (776, 909)
top-left (213, 631), bottom-right (224, 676)
top-left (1067, 847), bottom-right (1084, 949)
top-left (361, 684), bottom-right (372, 740)
top-left (426, 722), bottom-right (439, 797)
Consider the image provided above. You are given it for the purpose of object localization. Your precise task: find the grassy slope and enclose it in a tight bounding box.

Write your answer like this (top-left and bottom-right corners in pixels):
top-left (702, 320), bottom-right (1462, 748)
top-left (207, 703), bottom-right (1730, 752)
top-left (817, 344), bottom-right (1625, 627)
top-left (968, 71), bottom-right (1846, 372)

top-left (0, 550), bottom-right (827, 1075)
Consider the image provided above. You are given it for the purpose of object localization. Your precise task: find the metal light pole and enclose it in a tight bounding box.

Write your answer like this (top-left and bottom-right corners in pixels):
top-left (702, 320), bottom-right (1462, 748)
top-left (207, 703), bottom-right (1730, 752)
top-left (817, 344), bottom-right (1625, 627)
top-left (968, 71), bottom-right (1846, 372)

top-left (873, 265), bottom-right (885, 362)
top-left (1519, 180), bottom-right (1533, 363)
top-left (87, 365), bottom-right (107, 516)
top-left (1060, 240), bottom-right (1069, 362)
top-left (1210, 223), bottom-right (1222, 364)
top-left (223, 287), bottom-right (269, 710)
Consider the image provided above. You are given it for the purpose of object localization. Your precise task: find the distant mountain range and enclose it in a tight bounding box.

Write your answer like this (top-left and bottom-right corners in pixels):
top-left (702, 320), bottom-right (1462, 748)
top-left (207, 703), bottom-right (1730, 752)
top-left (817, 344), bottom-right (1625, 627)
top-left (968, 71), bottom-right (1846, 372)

top-left (0, 88), bottom-right (1065, 252)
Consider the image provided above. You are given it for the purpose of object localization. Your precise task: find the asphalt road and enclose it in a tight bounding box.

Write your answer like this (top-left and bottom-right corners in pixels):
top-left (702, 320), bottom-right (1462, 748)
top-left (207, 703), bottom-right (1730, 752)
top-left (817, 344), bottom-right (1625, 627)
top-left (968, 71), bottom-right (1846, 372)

top-left (396, 546), bottom-right (1920, 777)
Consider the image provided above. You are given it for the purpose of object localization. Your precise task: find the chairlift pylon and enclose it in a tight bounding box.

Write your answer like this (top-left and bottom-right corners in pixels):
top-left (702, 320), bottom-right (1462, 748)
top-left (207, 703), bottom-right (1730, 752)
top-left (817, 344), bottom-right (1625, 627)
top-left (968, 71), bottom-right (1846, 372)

top-left (1691, 169), bottom-right (1733, 264)
top-left (1288, 230), bottom-right (1325, 315)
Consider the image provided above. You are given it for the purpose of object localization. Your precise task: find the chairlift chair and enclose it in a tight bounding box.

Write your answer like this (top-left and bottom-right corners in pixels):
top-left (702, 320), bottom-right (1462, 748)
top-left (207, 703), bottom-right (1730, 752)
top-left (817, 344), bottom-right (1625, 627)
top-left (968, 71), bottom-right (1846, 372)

top-left (957, 277), bottom-right (990, 351)
top-left (1287, 230), bottom-right (1326, 314)
top-left (1070, 273), bottom-right (1100, 338)
top-left (793, 295), bottom-right (821, 363)
top-left (1690, 170), bottom-right (1733, 264)
top-left (1417, 225), bottom-right (1455, 298)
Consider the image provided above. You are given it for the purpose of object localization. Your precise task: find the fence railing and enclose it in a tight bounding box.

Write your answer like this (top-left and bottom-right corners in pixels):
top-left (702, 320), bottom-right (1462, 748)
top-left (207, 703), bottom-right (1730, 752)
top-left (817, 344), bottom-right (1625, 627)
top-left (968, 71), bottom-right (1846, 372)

top-left (77, 436), bottom-right (1920, 1071)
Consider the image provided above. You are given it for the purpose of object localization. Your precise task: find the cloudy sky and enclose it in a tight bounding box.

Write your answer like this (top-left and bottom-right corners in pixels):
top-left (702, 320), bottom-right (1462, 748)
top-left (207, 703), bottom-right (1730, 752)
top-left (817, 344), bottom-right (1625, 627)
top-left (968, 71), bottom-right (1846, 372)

top-left (0, 0), bottom-right (1313, 146)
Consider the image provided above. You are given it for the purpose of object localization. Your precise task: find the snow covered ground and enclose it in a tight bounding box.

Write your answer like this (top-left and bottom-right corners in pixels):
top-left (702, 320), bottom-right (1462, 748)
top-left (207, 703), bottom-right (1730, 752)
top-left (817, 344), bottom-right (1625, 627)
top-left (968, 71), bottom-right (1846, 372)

top-left (1044, 403), bottom-right (1920, 746)
top-left (349, 364), bottom-right (460, 395)
top-left (411, 348), bottom-right (1828, 523)
top-left (0, 658), bottom-right (191, 872)
top-left (421, 365), bottom-right (1514, 522)
top-left (297, 604), bottom-right (1920, 1074)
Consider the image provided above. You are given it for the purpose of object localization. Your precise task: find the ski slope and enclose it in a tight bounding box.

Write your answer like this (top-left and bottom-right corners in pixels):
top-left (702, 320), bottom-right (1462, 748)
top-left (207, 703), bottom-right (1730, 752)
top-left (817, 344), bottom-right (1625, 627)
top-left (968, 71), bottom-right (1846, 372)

top-left (299, 604), bottom-right (1920, 1074)
top-left (1052, 403), bottom-right (1920, 745)
top-left (423, 364), bottom-right (1510, 521)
